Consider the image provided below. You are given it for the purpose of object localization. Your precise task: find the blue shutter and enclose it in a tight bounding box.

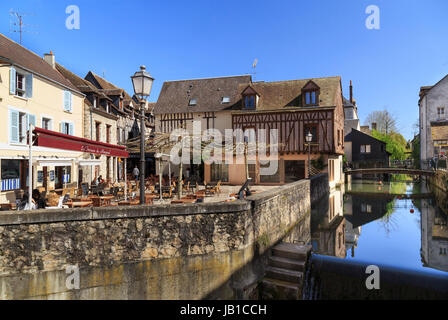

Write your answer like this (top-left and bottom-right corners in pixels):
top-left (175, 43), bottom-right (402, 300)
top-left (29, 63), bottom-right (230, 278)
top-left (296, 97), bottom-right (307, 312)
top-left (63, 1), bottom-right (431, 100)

top-left (69, 92), bottom-right (73, 112)
top-left (10, 67), bottom-right (16, 95)
top-left (60, 122), bottom-right (65, 134)
top-left (69, 123), bottom-right (74, 136)
top-left (10, 110), bottom-right (19, 143)
top-left (28, 114), bottom-right (36, 129)
top-left (63, 91), bottom-right (69, 111)
top-left (25, 74), bottom-right (33, 98)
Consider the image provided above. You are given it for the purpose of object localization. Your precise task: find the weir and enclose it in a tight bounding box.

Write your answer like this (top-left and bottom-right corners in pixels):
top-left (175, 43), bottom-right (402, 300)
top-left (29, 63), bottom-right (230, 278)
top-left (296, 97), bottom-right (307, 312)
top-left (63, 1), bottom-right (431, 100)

top-left (304, 254), bottom-right (448, 300)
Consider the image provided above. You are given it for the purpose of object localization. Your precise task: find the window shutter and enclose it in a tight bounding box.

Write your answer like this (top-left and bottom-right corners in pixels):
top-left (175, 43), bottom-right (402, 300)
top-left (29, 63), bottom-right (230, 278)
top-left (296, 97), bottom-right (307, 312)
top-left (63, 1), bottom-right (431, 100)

top-left (27, 114), bottom-right (36, 129)
top-left (69, 123), bottom-right (74, 136)
top-left (69, 93), bottom-right (73, 112)
top-left (63, 91), bottom-right (71, 111)
top-left (60, 122), bottom-right (65, 134)
top-left (10, 67), bottom-right (16, 95)
top-left (10, 110), bottom-right (19, 143)
top-left (25, 74), bottom-right (33, 98)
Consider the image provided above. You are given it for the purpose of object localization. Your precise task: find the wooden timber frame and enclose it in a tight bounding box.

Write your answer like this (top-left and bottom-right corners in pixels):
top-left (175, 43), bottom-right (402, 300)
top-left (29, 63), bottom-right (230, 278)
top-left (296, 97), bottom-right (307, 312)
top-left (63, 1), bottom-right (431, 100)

top-left (232, 107), bottom-right (336, 155)
top-left (160, 113), bottom-right (194, 133)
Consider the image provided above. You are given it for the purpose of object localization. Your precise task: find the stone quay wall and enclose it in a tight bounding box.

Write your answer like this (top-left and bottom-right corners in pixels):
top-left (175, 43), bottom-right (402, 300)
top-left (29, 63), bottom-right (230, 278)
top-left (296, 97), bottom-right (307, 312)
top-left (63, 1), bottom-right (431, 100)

top-left (310, 173), bottom-right (329, 205)
top-left (0, 180), bottom-right (311, 300)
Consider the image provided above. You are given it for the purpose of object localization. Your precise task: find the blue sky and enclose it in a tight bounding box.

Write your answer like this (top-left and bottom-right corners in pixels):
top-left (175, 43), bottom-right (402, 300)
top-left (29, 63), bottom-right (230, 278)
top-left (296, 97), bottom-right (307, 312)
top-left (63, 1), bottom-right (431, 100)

top-left (1, 0), bottom-right (447, 140)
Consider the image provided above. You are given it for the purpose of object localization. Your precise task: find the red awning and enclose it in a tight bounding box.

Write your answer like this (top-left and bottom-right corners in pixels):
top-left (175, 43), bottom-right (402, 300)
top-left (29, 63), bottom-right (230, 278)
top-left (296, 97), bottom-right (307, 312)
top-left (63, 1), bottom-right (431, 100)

top-left (33, 127), bottom-right (129, 158)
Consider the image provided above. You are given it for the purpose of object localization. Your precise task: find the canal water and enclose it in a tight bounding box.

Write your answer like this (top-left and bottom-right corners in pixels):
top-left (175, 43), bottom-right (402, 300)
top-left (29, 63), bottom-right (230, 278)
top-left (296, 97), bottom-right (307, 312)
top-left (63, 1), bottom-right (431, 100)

top-left (311, 179), bottom-right (448, 276)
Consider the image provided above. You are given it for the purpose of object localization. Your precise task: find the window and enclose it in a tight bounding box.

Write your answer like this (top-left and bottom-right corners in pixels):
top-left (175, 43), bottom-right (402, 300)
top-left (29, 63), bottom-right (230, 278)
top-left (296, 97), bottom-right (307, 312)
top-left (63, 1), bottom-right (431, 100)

top-left (10, 67), bottom-right (33, 98)
top-left (42, 117), bottom-right (52, 130)
top-left (95, 122), bottom-right (101, 142)
top-left (63, 91), bottom-right (73, 112)
top-left (211, 163), bottom-right (229, 182)
top-left (361, 203), bottom-right (372, 213)
top-left (304, 124), bottom-right (318, 143)
top-left (361, 145), bottom-right (371, 153)
top-left (16, 73), bottom-right (25, 97)
top-left (1, 160), bottom-right (21, 191)
top-left (106, 125), bottom-right (111, 144)
top-left (244, 95), bottom-right (256, 109)
top-left (260, 161), bottom-right (280, 183)
top-left (437, 107), bottom-right (445, 120)
top-left (9, 110), bottom-right (35, 144)
top-left (222, 97), bottom-right (230, 104)
top-left (61, 122), bottom-right (74, 136)
top-left (304, 91), bottom-right (318, 106)
top-left (189, 99), bottom-right (197, 106)
top-left (285, 160), bottom-right (305, 183)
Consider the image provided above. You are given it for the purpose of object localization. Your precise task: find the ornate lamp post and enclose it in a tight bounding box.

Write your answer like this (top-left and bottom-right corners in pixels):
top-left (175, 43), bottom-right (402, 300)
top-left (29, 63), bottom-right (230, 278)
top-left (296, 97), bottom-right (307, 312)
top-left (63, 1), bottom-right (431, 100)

top-left (306, 131), bottom-right (313, 178)
top-left (131, 66), bottom-right (154, 205)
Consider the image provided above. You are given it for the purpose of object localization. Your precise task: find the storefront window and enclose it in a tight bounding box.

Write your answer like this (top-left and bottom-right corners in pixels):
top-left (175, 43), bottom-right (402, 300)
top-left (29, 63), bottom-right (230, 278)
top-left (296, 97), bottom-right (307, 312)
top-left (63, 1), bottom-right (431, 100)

top-left (1, 160), bottom-right (20, 180)
top-left (260, 162), bottom-right (280, 183)
top-left (284, 160), bottom-right (305, 183)
top-left (211, 163), bottom-right (229, 182)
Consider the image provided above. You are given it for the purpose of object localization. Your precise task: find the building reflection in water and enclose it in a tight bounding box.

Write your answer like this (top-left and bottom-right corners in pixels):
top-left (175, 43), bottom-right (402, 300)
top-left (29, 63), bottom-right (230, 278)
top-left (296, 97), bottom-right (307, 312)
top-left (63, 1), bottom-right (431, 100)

top-left (311, 188), bottom-right (346, 258)
top-left (311, 180), bottom-right (448, 273)
top-left (419, 183), bottom-right (448, 273)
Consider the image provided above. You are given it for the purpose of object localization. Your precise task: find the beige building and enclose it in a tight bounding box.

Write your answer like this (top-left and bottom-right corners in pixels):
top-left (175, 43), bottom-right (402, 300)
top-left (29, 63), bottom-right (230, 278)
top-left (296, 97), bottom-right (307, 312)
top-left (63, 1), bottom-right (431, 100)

top-left (56, 64), bottom-right (121, 184)
top-left (0, 34), bottom-right (85, 203)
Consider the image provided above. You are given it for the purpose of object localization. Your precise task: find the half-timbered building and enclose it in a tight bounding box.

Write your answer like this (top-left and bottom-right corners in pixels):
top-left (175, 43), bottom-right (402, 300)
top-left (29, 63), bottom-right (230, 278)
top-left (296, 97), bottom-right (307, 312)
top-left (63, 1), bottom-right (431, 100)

top-left (230, 77), bottom-right (345, 187)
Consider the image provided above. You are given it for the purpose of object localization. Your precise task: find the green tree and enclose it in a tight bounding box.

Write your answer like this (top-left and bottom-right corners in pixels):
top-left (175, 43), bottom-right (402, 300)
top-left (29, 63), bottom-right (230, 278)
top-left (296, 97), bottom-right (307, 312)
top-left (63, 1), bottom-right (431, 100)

top-left (371, 129), bottom-right (407, 160)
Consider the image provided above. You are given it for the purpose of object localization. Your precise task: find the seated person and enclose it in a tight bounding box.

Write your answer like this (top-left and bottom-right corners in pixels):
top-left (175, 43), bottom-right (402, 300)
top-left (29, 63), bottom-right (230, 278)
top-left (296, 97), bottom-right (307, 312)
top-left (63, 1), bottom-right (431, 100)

top-left (32, 189), bottom-right (46, 209)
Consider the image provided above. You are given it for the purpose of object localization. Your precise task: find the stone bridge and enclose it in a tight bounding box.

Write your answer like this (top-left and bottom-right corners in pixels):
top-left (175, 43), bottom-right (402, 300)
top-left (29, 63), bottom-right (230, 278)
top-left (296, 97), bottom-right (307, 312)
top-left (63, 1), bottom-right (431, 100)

top-left (345, 168), bottom-right (435, 177)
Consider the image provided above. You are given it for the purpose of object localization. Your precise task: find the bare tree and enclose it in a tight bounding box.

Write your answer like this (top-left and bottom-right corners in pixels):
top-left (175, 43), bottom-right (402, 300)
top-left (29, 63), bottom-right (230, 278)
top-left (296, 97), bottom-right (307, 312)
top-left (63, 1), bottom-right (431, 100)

top-left (365, 109), bottom-right (397, 134)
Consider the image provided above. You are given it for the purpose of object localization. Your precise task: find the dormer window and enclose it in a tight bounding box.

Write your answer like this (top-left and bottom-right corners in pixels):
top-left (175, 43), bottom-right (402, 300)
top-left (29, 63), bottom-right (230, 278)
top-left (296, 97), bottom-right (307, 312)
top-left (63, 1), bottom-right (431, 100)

top-left (189, 98), bottom-right (197, 106)
top-left (222, 97), bottom-right (230, 104)
top-left (302, 80), bottom-right (320, 107)
top-left (245, 95), bottom-right (256, 108)
top-left (305, 91), bottom-right (317, 105)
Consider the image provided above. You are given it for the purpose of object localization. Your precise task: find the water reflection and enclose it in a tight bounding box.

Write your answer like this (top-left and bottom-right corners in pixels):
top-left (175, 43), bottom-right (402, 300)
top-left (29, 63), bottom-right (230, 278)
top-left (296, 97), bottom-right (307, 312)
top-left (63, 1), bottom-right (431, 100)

top-left (310, 180), bottom-right (448, 274)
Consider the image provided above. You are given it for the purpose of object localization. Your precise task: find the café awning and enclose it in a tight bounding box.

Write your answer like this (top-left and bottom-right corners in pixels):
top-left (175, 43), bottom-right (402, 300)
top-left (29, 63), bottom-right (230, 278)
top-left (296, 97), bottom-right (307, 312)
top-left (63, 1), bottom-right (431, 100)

top-left (33, 127), bottom-right (129, 158)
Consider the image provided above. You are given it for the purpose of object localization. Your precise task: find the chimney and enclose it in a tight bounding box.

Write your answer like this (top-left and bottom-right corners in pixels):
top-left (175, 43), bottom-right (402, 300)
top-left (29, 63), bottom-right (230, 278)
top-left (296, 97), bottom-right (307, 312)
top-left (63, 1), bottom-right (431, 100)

top-left (350, 80), bottom-right (353, 104)
top-left (44, 51), bottom-right (55, 69)
top-left (372, 122), bottom-right (377, 131)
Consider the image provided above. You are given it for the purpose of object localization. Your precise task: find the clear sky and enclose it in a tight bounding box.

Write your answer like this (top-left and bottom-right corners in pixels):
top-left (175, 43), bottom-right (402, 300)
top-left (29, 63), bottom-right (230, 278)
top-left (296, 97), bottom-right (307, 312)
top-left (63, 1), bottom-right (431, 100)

top-left (1, 0), bottom-right (447, 140)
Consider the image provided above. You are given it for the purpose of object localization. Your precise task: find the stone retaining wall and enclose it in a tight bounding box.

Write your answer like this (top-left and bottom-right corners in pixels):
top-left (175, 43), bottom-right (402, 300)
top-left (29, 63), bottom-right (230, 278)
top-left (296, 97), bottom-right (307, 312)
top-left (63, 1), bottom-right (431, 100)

top-left (0, 180), bottom-right (311, 300)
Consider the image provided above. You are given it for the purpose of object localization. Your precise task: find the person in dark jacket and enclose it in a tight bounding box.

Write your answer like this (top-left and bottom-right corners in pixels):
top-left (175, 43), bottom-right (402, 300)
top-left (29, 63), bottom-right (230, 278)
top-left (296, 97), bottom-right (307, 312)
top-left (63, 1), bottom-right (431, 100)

top-left (32, 189), bottom-right (46, 209)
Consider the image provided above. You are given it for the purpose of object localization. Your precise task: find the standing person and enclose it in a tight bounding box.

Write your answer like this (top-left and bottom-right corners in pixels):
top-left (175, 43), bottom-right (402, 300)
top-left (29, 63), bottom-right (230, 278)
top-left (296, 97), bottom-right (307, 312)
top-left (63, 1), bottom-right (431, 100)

top-left (133, 165), bottom-right (140, 181)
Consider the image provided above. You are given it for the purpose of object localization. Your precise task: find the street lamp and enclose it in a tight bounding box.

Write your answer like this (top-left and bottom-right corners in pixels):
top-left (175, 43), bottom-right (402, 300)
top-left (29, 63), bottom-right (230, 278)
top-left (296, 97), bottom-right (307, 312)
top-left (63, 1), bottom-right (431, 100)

top-left (131, 66), bottom-right (154, 205)
top-left (306, 131), bottom-right (313, 178)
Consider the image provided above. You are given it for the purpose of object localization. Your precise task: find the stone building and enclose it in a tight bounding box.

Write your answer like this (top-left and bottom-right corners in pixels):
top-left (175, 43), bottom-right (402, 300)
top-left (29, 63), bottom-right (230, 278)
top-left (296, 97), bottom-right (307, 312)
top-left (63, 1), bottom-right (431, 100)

top-left (419, 75), bottom-right (448, 168)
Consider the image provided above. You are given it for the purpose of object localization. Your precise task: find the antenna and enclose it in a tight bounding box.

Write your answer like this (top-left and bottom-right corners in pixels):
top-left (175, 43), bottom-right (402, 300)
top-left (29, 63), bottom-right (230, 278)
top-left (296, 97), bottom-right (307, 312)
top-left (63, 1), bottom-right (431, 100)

top-left (9, 9), bottom-right (38, 45)
top-left (252, 58), bottom-right (258, 82)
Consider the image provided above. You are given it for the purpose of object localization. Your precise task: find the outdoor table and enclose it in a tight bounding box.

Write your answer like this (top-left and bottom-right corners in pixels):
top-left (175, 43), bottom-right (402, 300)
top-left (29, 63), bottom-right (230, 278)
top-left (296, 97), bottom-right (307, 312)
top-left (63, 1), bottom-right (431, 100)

top-left (171, 198), bottom-right (197, 204)
top-left (0, 203), bottom-right (16, 210)
top-left (66, 201), bottom-right (93, 208)
top-left (118, 200), bottom-right (140, 206)
top-left (91, 195), bottom-right (115, 207)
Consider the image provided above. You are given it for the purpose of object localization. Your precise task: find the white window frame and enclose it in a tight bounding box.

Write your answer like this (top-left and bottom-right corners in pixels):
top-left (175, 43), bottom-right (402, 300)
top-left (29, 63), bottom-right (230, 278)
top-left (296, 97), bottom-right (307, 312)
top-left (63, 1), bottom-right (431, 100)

top-left (40, 114), bottom-right (54, 131)
top-left (60, 121), bottom-right (75, 136)
top-left (8, 106), bottom-right (35, 145)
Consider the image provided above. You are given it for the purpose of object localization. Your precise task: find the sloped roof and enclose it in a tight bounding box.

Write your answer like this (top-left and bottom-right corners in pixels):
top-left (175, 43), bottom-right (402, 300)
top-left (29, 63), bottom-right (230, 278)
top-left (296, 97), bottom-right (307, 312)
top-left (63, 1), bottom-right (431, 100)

top-left (236, 76), bottom-right (341, 111)
top-left (0, 33), bottom-right (79, 92)
top-left (153, 75), bottom-right (252, 114)
top-left (343, 96), bottom-right (354, 107)
top-left (56, 63), bottom-right (99, 93)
